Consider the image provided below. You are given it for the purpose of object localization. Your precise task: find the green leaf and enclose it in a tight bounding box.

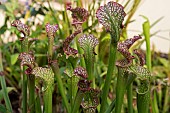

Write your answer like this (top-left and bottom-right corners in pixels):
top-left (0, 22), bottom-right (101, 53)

top-left (0, 104), bottom-right (7, 113)
top-left (158, 57), bottom-right (169, 68)
top-left (5, 3), bottom-right (13, 13)
top-left (11, 53), bottom-right (19, 65)
top-left (0, 4), bottom-right (6, 11)
top-left (151, 16), bottom-right (164, 28)
top-left (0, 87), bottom-right (15, 101)
top-left (0, 26), bottom-right (7, 34)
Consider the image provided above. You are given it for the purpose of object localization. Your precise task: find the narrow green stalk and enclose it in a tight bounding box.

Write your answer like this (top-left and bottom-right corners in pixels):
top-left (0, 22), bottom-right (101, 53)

top-left (0, 77), bottom-right (13, 112)
top-left (76, 36), bottom-right (86, 68)
top-left (28, 75), bottom-right (35, 113)
top-left (72, 90), bottom-right (84, 113)
top-left (51, 61), bottom-right (70, 113)
top-left (127, 73), bottom-right (137, 113)
top-left (151, 90), bottom-right (159, 113)
top-left (84, 45), bottom-right (94, 87)
top-left (84, 47), bottom-right (93, 80)
top-left (100, 41), bottom-right (117, 113)
top-left (44, 86), bottom-right (53, 113)
top-left (70, 76), bottom-right (78, 109)
top-left (157, 85), bottom-right (162, 109)
top-left (127, 84), bottom-right (133, 113)
top-left (115, 68), bottom-right (128, 113)
top-left (67, 60), bottom-right (78, 110)
top-left (0, 49), bottom-right (13, 112)
top-left (105, 98), bottom-right (116, 113)
top-left (162, 86), bottom-right (169, 113)
top-left (48, 37), bottom-right (54, 60)
top-left (126, 73), bottom-right (136, 87)
top-left (35, 93), bottom-right (42, 113)
top-left (70, 77), bottom-right (73, 110)
top-left (21, 38), bottom-right (29, 113)
top-left (22, 66), bottom-right (27, 113)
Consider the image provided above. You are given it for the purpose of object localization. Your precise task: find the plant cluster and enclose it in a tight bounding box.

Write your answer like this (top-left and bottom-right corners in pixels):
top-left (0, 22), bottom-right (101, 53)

top-left (0, 0), bottom-right (169, 113)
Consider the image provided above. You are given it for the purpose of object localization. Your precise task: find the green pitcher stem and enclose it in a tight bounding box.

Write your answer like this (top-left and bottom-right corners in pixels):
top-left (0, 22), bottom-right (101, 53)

top-left (48, 36), bottom-right (54, 60)
top-left (44, 85), bottom-right (53, 113)
top-left (151, 89), bottom-right (159, 113)
top-left (22, 66), bottom-right (27, 113)
top-left (0, 77), bottom-right (13, 113)
top-left (84, 45), bottom-right (94, 87)
top-left (137, 91), bottom-right (150, 113)
top-left (35, 92), bottom-right (42, 113)
top-left (51, 61), bottom-right (71, 113)
top-left (127, 84), bottom-right (133, 113)
top-left (115, 68), bottom-right (128, 113)
top-left (105, 98), bottom-right (116, 113)
top-left (70, 76), bottom-right (78, 109)
top-left (162, 86), bottom-right (169, 113)
top-left (21, 38), bottom-right (29, 52)
top-left (72, 90), bottom-right (84, 113)
top-left (126, 73), bottom-right (136, 113)
top-left (28, 75), bottom-right (35, 113)
top-left (0, 50), bottom-right (13, 112)
top-left (21, 38), bottom-right (29, 113)
top-left (76, 35), bottom-right (86, 68)
top-left (137, 80), bottom-right (150, 113)
top-left (100, 40), bottom-right (117, 113)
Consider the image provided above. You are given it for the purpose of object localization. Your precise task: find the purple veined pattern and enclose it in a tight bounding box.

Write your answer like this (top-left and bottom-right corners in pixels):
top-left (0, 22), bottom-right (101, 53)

top-left (124, 35), bottom-right (142, 49)
top-left (74, 66), bottom-right (88, 79)
top-left (18, 52), bottom-right (35, 75)
top-left (78, 34), bottom-right (99, 51)
top-left (133, 49), bottom-right (145, 66)
top-left (11, 20), bottom-right (30, 36)
top-left (45, 23), bottom-right (58, 37)
top-left (81, 88), bottom-right (100, 111)
top-left (116, 58), bottom-right (133, 68)
top-left (63, 30), bottom-right (81, 57)
top-left (96, 1), bottom-right (126, 32)
top-left (77, 79), bottom-right (91, 92)
top-left (18, 52), bottom-right (35, 68)
top-left (117, 35), bottom-right (142, 61)
top-left (117, 42), bottom-right (134, 60)
top-left (67, 4), bottom-right (89, 30)
top-left (64, 47), bottom-right (78, 56)
top-left (67, 5), bottom-right (89, 24)
top-left (88, 88), bottom-right (100, 98)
